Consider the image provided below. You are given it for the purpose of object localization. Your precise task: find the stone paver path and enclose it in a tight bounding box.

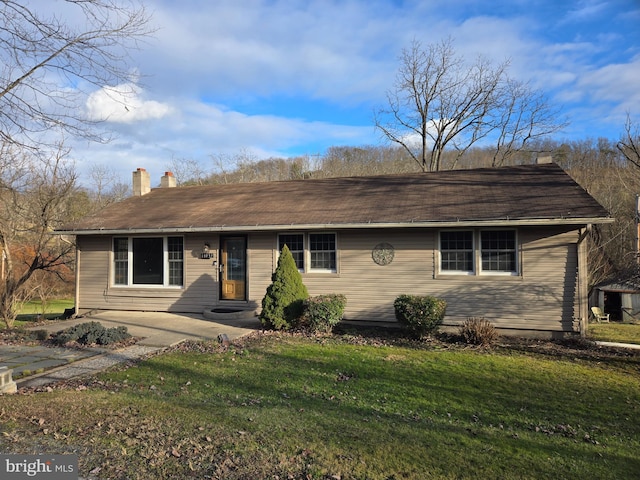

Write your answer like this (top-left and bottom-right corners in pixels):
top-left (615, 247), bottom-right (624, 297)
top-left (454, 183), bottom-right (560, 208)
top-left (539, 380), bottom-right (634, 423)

top-left (1, 310), bottom-right (259, 390)
top-left (0, 345), bottom-right (99, 379)
top-left (17, 345), bottom-right (163, 389)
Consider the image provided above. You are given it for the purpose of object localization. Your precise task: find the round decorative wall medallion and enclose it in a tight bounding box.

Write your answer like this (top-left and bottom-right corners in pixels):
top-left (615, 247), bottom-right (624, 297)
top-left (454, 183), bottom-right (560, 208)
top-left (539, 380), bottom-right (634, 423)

top-left (372, 242), bottom-right (395, 265)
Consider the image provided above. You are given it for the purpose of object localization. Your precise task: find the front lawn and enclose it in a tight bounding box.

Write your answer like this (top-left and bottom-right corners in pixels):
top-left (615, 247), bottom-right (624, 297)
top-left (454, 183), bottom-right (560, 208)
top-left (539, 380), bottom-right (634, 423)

top-left (1, 333), bottom-right (639, 479)
top-left (8, 298), bottom-right (74, 329)
top-left (588, 321), bottom-right (640, 345)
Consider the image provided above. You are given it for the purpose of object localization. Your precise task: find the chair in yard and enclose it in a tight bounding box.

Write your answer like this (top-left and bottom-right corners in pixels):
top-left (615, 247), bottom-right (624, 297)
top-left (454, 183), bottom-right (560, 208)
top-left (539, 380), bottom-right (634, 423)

top-left (591, 306), bottom-right (610, 323)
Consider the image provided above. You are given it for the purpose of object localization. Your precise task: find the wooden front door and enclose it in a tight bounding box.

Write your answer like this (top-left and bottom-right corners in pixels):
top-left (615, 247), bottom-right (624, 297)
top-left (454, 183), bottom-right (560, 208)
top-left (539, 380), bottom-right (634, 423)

top-left (220, 237), bottom-right (246, 300)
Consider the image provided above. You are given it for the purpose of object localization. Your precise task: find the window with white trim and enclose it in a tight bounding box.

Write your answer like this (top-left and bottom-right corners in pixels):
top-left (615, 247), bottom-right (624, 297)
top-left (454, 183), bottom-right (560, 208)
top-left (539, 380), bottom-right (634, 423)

top-left (480, 230), bottom-right (516, 273)
top-left (113, 237), bottom-right (129, 285)
top-left (440, 230), bottom-right (474, 273)
top-left (439, 229), bottom-right (517, 275)
top-left (310, 233), bottom-right (336, 272)
top-left (113, 236), bottom-right (184, 286)
top-left (277, 232), bottom-right (337, 273)
top-left (167, 236), bottom-right (185, 285)
top-left (278, 234), bottom-right (305, 271)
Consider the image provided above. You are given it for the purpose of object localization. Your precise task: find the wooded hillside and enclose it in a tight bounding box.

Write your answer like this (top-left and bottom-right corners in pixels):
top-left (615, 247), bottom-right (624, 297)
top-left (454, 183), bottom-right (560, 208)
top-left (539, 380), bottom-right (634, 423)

top-left (163, 137), bottom-right (639, 289)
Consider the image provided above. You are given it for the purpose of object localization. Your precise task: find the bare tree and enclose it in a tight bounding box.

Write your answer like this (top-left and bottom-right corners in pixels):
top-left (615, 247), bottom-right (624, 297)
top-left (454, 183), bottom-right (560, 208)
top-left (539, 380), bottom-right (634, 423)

top-left (209, 150), bottom-right (260, 184)
top-left (374, 38), bottom-right (564, 171)
top-left (210, 152), bottom-right (239, 184)
top-left (0, 0), bottom-right (152, 326)
top-left (320, 146), bottom-right (417, 177)
top-left (491, 78), bottom-right (567, 167)
top-left (556, 137), bottom-right (640, 284)
top-left (617, 113), bottom-right (640, 169)
top-left (88, 163), bottom-right (130, 209)
top-left (0, 144), bottom-right (78, 328)
top-left (0, 0), bottom-right (153, 150)
top-left (166, 156), bottom-right (208, 186)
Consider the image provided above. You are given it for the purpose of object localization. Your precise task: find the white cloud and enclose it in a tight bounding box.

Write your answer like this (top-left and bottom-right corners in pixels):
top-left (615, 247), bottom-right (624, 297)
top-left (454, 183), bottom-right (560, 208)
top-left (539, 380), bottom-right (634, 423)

top-left (130, 98), bottom-right (374, 157)
top-left (564, 0), bottom-right (609, 22)
top-left (575, 54), bottom-right (640, 113)
top-left (136, 0), bottom-right (412, 102)
top-left (86, 83), bottom-right (172, 123)
top-left (72, 96), bottom-right (376, 186)
top-left (57, 0), bottom-right (639, 185)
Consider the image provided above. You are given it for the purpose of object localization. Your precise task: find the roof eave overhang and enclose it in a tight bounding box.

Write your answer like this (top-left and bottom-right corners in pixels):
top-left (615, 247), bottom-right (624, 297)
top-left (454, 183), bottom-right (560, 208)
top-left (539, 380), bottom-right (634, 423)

top-left (54, 217), bottom-right (614, 236)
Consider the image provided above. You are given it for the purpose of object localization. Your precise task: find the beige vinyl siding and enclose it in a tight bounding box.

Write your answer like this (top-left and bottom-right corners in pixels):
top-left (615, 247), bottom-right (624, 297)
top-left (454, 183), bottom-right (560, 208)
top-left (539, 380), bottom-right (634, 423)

top-left (172, 235), bottom-right (219, 312)
top-left (76, 225), bottom-right (582, 335)
top-left (516, 227), bottom-right (579, 331)
top-left (258, 227), bottom-right (581, 333)
top-left (254, 230), bottom-right (434, 323)
top-left (245, 233), bottom-right (275, 311)
top-left (78, 235), bottom-right (220, 313)
top-left (429, 227), bottom-right (579, 332)
top-left (325, 230), bottom-right (434, 322)
top-left (76, 236), bottom-right (110, 311)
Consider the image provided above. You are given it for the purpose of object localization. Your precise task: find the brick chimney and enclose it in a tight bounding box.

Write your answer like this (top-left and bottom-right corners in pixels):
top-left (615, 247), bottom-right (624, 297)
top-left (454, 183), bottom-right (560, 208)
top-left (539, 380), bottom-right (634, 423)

top-left (132, 168), bottom-right (151, 196)
top-left (161, 171), bottom-right (177, 188)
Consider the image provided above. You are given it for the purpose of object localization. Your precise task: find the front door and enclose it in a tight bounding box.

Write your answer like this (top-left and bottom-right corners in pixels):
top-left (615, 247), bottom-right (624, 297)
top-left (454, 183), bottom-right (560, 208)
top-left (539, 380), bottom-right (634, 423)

top-left (220, 236), bottom-right (246, 300)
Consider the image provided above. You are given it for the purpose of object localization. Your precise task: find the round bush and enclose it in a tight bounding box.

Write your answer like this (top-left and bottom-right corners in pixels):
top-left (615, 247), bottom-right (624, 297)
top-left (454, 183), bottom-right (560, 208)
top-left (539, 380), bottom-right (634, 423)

top-left (303, 294), bottom-right (347, 333)
top-left (394, 294), bottom-right (446, 339)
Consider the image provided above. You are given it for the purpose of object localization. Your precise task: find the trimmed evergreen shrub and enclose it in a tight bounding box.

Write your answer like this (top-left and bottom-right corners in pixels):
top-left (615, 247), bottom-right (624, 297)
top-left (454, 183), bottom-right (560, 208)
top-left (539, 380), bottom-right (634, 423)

top-left (260, 245), bottom-right (309, 330)
top-left (303, 294), bottom-right (347, 333)
top-left (459, 317), bottom-right (498, 346)
top-left (394, 294), bottom-right (447, 339)
top-left (54, 321), bottom-right (131, 346)
top-left (95, 326), bottom-right (130, 345)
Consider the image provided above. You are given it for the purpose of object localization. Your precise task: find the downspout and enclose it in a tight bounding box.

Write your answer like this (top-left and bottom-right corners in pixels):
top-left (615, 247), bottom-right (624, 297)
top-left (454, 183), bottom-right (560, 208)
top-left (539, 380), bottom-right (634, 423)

top-left (636, 194), bottom-right (640, 265)
top-left (577, 226), bottom-right (591, 338)
top-left (59, 235), bottom-right (79, 317)
top-left (74, 241), bottom-right (80, 317)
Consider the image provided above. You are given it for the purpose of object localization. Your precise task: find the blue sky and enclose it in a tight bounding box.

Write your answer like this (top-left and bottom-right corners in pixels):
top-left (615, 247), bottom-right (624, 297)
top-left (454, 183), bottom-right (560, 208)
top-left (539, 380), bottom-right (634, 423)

top-left (50, 0), bottom-right (640, 184)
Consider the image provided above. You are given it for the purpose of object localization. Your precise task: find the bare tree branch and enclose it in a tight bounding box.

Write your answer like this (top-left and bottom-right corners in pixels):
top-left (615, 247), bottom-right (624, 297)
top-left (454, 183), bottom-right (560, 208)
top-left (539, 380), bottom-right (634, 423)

top-left (0, 143), bottom-right (80, 327)
top-left (0, 0), bottom-right (154, 150)
top-left (166, 156), bottom-right (209, 186)
top-left (491, 79), bottom-right (568, 167)
top-left (617, 113), bottom-right (640, 169)
top-left (374, 37), bottom-right (565, 171)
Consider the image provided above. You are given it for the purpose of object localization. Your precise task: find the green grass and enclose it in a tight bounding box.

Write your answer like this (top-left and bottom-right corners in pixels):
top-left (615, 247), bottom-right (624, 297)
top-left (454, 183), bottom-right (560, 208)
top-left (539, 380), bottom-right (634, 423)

top-left (18, 298), bottom-right (74, 316)
top-left (588, 322), bottom-right (640, 344)
top-left (1, 334), bottom-right (639, 479)
top-left (12, 298), bottom-right (74, 327)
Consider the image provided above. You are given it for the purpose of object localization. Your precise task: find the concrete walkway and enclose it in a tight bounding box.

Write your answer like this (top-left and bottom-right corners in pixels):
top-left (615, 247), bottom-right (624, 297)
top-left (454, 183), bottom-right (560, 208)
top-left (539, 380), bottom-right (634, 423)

top-left (1, 310), bottom-right (261, 390)
top-left (33, 310), bottom-right (262, 347)
top-left (595, 340), bottom-right (640, 350)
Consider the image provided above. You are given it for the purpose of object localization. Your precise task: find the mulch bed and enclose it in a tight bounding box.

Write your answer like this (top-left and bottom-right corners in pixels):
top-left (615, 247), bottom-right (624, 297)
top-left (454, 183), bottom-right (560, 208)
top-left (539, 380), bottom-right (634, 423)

top-left (0, 324), bottom-right (140, 350)
top-left (3, 321), bottom-right (639, 366)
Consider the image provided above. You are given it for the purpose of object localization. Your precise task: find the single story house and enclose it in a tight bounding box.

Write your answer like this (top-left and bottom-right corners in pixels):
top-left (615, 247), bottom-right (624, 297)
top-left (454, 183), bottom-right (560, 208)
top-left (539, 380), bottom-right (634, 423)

top-left (56, 162), bottom-right (613, 338)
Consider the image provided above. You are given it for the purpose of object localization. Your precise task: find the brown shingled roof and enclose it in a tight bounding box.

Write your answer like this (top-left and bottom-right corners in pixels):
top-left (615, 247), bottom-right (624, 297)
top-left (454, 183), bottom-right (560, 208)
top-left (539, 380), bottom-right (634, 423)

top-left (58, 163), bottom-right (611, 234)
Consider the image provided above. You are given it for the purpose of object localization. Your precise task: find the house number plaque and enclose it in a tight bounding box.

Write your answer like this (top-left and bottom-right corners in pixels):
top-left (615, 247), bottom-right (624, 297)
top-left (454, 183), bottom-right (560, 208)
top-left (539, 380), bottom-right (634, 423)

top-left (372, 242), bottom-right (394, 265)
